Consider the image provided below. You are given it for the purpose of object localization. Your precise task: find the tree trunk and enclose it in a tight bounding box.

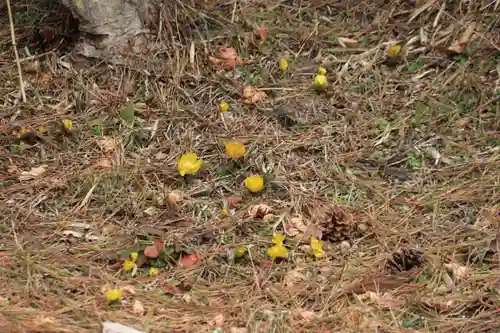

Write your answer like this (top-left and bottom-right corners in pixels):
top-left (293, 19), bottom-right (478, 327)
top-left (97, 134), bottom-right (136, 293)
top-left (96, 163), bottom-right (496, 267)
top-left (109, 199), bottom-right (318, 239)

top-left (61, 0), bottom-right (151, 62)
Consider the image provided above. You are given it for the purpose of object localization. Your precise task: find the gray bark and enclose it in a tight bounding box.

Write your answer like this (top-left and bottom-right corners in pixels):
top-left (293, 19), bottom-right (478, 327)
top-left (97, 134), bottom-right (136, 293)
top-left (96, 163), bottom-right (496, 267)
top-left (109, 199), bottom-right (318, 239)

top-left (61, 0), bottom-right (151, 62)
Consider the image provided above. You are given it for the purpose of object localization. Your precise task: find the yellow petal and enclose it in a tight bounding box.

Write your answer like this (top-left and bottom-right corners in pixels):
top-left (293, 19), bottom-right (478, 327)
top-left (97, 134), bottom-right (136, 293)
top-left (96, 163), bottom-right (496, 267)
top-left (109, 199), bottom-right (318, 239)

top-left (279, 57), bottom-right (288, 71)
top-left (243, 175), bottom-right (265, 193)
top-left (62, 119), bottom-right (72, 130)
top-left (234, 247), bottom-right (246, 258)
top-left (219, 100), bottom-right (229, 113)
top-left (272, 232), bottom-right (286, 245)
top-left (268, 244), bottom-right (288, 259)
top-left (122, 259), bottom-right (136, 272)
top-left (149, 267), bottom-right (159, 276)
top-left (105, 289), bottom-right (122, 304)
top-left (314, 74), bottom-right (327, 87)
top-left (317, 66), bottom-right (327, 75)
top-left (387, 44), bottom-right (402, 57)
top-left (177, 152), bottom-right (203, 176)
top-left (130, 252), bottom-right (138, 262)
top-left (225, 141), bottom-right (246, 159)
top-left (311, 237), bottom-right (323, 258)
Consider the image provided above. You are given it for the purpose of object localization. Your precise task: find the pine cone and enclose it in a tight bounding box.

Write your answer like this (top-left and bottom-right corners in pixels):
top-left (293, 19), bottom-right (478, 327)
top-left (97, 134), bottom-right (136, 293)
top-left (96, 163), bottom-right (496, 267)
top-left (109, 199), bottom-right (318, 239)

top-left (387, 248), bottom-right (424, 273)
top-left (316, 205), bottom-right (353, 242)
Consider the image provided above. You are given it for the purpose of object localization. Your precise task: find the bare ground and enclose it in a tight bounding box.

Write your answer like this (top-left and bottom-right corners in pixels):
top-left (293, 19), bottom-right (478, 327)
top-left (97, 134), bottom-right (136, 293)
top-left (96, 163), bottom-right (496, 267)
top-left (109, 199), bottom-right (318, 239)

top-left (1, 0), bottom-right (499, 332)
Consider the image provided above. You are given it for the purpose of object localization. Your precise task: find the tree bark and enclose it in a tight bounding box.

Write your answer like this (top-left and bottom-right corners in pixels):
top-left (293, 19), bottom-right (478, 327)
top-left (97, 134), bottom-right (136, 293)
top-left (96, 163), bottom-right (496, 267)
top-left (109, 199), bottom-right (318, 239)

top-left (61, 0), bottom-right (151, 62)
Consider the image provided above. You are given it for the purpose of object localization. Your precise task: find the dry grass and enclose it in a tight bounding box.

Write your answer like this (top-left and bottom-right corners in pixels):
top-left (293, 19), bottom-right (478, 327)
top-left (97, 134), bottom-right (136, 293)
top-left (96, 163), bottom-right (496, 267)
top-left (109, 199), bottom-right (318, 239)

top-left (1, 0), bottom-right (500, 332)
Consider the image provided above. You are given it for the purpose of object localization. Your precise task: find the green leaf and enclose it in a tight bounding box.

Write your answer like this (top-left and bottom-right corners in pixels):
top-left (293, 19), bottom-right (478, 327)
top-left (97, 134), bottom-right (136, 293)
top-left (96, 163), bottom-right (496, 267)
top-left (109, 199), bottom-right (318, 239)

top-left (120, 104), bottom-right (136, 124)
top-left (92, 124), bottom-right (102, 136)
top-left (406, 61), bottom-right (423, 72)
top-left (417, 273), bottom-right (427, 282)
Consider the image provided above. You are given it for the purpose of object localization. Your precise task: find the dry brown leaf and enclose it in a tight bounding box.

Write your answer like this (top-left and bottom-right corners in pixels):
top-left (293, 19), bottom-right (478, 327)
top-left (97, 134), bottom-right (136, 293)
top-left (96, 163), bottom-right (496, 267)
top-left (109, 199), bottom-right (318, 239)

top-left (7, 164), bottom-right (20, 174)
top-left (166, 190), bottom-right (183, 205)
top-left (448, 21), bottom-right (476, 54)
top-left (338, 37), bottom-right (359, 48)
top-left (242, 86), bottom-right (267, 104)
top-left (208, 313), bottom-right (225, 327)
top-left (121, 284), bottom-right (136, 295)
top-left (284, 215), bottom-right (308, 237)
top-left (94, 158), bottom-right (113, 169)
top-left (19, 165), bottom-right (47, 181)
top-left (98, 137), bottom-right (117, 152)
top-left (283, 266), bottom-right (307, 288)
top-left (358, 291), bottom-right (401, 309)
top-left (248, 203), bottom-right (272, 218)
top-left (292, 309), bottom-right (319, 322)
top-left (226, 196), bottom-right (243, 208)
top-left (444, 263), bottom-right (472, 282)
top-left (229, 328), bottom-right (247, 333)
top-left (132, 300), bottom-right (145, 315)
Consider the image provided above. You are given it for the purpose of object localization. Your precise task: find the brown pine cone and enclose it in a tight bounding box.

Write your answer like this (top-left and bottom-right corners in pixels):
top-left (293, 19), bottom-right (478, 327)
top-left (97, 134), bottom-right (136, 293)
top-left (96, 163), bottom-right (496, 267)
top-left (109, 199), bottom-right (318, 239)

top-left (316, 205), bottom-right (353, 242)
top-left (387, 248), bottom-right (425, 273)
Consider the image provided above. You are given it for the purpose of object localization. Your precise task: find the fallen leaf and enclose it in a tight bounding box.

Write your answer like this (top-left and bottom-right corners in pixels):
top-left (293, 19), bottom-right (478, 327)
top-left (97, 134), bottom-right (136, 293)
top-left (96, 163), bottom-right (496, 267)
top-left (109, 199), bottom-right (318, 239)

top-left (144, 245), bottom-right (160, 258)
top-left (166, 190), bottom-right (183, 205)
top-left (121, 284), bottom-right (137, 295)
top-left (338, 37), bottom-right (359, 48)
top-left (256, 24), bottom-right (266, 41)
top-left (102, 321), bottom-right (146, 333)
top-left (444, 263), bottom-right (472, 282)
top-left (248, 203), bottom-right (272, 218)
top-left (213, 46), bottom-right (239, 69)
top-left (98, 137), bottom-right (117, 152)
top-left (62, 230), bottom-right (84, 238)
top-left (7, 164), bottom-right (20, 174)
top-left (230, 328), bottom-right (247, 333)
top-left (19, 165), bottom-right (47, 181)
top-left (226, 196), bottom-right (243, 208)
top-left (292, 309), bottom-right (318, 321)
top-left (242, 86), bottom-right (267, 104)
top-left (448, 21), bottom-right (476, 54)
top-left (179, 253), bottom-right (201, 268)
top-left (283, 266), bottom-right (307, 288)
top-left (154, 151), bottom-right (167, 160)
top-left (357, 291), bottom-right (400, 309)
top-left (132, 300), bottom-right (145, 315)
top-left (284, 215), bottom-right (308, 237)
top-left (208, 313), bottom-right (225, 327)
top-left (120, 104), bottom-right (136, 124)
top-left (94, 158), bottom-right (113, 169)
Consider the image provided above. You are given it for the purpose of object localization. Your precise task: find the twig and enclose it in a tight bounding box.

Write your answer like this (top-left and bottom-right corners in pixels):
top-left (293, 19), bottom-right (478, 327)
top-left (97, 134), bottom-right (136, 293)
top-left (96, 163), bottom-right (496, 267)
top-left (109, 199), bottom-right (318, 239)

top-left (6, 0), bottom-right (27, 103)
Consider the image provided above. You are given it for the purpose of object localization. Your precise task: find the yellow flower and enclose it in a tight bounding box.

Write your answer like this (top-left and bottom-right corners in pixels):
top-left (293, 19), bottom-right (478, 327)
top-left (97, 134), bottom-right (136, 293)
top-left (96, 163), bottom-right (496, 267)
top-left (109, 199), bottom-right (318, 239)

top-left (234, 247), bottom-right (246, 258)
top-left (225, 140), bottom-right (246, 159)
top-left (105, 289), bottom-right (122, 304)
top-left (130, 252), bottom-right (138, 262)
top-left (219, 100), bottom-right (229, 113)
top-left (123, 259), bottom-right (136, 272)
top-left (62, 119), bottom-right (72, 130)
top-left (149, 267), bottom-right (159, 276)
top-left (313, 74), bottom-right (327, 88)
top-left (243, 175), bottom-right (265, 193)
top-left (272, 232), bottom-right (286, 245)
top-left (279, 57), bottom-right (288, 71)
top-left (17, 127), bottom-right (27, 137)
top-left (177, 152), bottom-right (203, 176)
top-left (311, 237), bottom-right (323, 258)
top-left (268, 243), bottom-right (288, 259)
top-left (317, 66), bottom-right (327, 75)
top-left (387, 44), bottom-right (402, 57)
